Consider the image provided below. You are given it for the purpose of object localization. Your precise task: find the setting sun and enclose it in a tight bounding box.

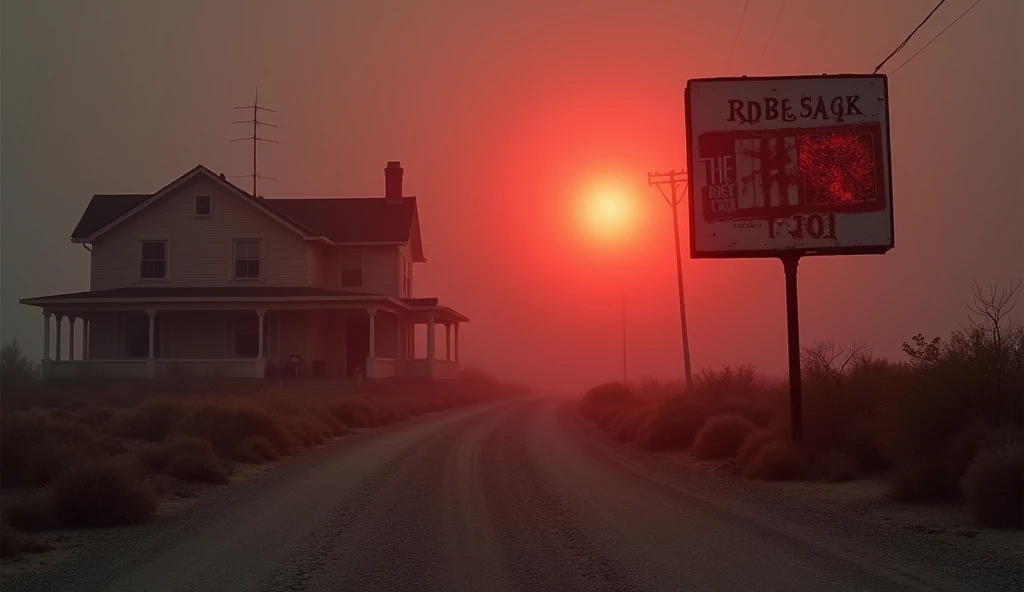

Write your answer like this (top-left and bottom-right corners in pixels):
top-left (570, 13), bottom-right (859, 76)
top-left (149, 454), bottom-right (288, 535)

top-left (583, 182), bottom-right (636, 242)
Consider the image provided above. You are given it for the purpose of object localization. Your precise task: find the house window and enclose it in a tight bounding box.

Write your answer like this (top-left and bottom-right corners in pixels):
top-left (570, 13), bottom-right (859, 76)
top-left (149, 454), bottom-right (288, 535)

top-left (341, 252), bottom-right (362, 287)
top-left (194, 195), bottom-right (212, 216)
top-left (140, 240), bottom-right (167, 280)
top-left (233, 239), bottom-right (262, 280)
top-left (234, 316), bottom-right (259, 357)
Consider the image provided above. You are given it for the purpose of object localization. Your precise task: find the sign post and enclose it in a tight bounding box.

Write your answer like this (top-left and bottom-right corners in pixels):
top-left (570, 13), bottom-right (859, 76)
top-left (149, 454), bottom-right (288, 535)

top-left (685, 74), bottom-right (894, 443)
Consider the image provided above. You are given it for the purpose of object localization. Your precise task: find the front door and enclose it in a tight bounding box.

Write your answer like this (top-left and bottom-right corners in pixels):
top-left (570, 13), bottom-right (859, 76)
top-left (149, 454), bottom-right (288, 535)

top-left (345, 316), bottom-right (369, 378)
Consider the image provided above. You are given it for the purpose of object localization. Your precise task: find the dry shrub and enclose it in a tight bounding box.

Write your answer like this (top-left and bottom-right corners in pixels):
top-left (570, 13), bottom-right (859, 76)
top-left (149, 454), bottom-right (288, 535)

top-left (327, 398), bottom-right (382, 428)
top-left (171, 402), bottom-right (290, 454)
top-left (737, 430), bottom-right (777, 470)
top-left (2, 492), bottom-right (55, 531)
top-left (635, 397), bottom-right (709, 451)
top-left (163, 453), bottom-right (229, 484)
top-left (719, 397), bottom-right (773, 426)
top-left (962, 437), bottom-right (1024, 529)
top-left (141, 437), bottom-right (216, 472)
top-left (49, 460), bottom-right (157, 527)
top-left (0, 521), bottom-right (49, 559)
top-left (743, 442), bottom-right (807, 480)
top-left (612, 408), bottom-right (655, 443)
top-left (0, 413), bottom-right (119, 487)
top-left (578, 383), bottom-right (636, 426)
top-left (114, 399), bottom-right (192, 441)
top-left (813, 449), bottom-right (859, 482)
top-left (693, 414), bottom-right (756, 460)
top-left (233, 436), bottom-right (278, 464)
top-left (888, 461), bottom-right (945, 502)
top-left (289, 418), bottom-right (325, 448)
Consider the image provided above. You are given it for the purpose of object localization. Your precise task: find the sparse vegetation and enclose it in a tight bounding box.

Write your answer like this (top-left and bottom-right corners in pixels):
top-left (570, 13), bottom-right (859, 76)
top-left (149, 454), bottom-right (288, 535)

top-left (743, 442), bottom-right (808, 481)
top-left (578, 280), bottom-right (1024, 529)
top-left (692, 414), bottom-right (756, 460)
top-left (0, 370), bottom-right (521, 556)
top-left (49, 460), bottom-right (158, 527)
top-left (962, 436), bottom-right (1024, 529)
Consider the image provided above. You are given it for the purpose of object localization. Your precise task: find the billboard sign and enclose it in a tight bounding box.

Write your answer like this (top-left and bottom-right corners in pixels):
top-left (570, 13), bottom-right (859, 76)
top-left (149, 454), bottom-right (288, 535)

top-left (685, 75), bottom-right (893, 258)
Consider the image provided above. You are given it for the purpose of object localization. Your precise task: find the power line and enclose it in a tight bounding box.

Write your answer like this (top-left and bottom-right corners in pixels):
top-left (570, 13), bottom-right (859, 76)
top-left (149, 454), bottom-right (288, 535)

top-left (725, 0), bottom-right (750, 71)
top-left (889, 0), bottom-right (986, 76)
top-left (755, 0), bottom-right (786, 72)
top-left (873, 0), bottom-right (948, 74)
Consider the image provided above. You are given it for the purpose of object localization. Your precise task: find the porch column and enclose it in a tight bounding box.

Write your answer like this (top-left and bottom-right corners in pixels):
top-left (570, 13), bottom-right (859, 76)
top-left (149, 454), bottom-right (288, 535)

top-left (69, 316), bottom-right (76, 361)
top-left (54, 314), bottom-right (63, 361)
top-left (426, 313), bottom-right (436, 378)
top-left (83, 318), bottom-right (90, 361)
top-left (42, 312), bottom-right (51, 361)
top-left (445, 323), bottom-right (451, 361)
top-left (255, 309), bottom-right (266, 378)
top-left (366, 308), bottom-right (376, 378)
top-left (395, 314), bottom-right (402, 362)
top-left (146, 310), bottom-right (156, 378)
top-left (454, 323), bottom-right (460, 362)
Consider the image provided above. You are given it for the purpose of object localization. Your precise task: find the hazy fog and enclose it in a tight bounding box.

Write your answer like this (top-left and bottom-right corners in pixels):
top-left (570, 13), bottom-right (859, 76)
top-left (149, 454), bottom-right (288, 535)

top-left (2, 0), bottom-right (1021, 392)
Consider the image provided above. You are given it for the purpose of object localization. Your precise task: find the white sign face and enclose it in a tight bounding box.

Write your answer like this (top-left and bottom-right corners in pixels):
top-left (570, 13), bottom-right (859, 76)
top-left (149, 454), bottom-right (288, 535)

top-left (685, 75), bottom-right (893, 258)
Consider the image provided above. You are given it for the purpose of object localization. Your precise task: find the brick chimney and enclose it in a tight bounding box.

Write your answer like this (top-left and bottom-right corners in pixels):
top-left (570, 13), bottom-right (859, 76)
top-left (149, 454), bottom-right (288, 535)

top-left (385, 161), bottom-right (403, 204)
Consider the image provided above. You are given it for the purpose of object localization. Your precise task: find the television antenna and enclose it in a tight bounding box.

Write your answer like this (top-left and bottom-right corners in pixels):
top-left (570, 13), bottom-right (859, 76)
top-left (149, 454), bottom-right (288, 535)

top-left (233, 86), bottom-right (278, 197)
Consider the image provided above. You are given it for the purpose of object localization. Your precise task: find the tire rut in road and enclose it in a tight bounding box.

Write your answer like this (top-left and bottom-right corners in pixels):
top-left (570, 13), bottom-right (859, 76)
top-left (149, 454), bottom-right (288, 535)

top-left (259, 400), bottom-right (522, 591)
top-left (479, 400), bottom-right (641, 592)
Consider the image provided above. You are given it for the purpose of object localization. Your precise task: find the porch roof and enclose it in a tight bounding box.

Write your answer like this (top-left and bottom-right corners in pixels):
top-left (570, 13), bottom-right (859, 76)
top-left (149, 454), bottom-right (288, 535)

top-left (20, 286), bottom-right (469, 322)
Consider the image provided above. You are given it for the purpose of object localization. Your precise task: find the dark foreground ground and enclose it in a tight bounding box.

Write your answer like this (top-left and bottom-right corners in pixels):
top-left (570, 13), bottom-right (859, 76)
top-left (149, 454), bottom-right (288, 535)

top-left (5, 396), bottom-right (1021, 592)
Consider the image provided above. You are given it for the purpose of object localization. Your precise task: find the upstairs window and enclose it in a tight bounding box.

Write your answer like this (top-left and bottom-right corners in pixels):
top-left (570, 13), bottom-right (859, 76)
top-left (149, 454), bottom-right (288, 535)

top-left (233, 239), bottom-right (262, 280)
top-left (140, 240), bottom-right (167, 280)
top-left (341, 252), bottom-right (362, 288)
top-left (194, 195), bottom-right (212, 216)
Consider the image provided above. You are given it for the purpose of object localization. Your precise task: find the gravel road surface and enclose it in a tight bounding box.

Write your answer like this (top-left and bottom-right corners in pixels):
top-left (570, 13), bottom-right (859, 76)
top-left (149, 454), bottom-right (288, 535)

top-left (7, 396), bottom-right (1021, 591)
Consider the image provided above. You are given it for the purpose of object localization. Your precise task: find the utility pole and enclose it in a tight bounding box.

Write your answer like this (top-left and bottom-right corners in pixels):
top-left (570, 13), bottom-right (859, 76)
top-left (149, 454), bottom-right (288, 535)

top-left (616, 294), bottom-right (628, 383)
top-left (233, 87), bottom-right (278, 197)
top-left (648, 170), bottom-right (694, 393)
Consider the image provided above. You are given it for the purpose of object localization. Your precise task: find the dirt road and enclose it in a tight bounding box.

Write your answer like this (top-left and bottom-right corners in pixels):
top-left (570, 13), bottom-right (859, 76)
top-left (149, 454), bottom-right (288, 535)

top-left (7, 396), bottom-right (1021, 591)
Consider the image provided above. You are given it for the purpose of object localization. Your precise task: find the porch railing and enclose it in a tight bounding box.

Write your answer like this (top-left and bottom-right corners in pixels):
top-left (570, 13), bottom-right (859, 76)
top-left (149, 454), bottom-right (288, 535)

top-left (155, 359), bottom-right (258, 378)
top-left (45, 359), bottom-right (149, 378)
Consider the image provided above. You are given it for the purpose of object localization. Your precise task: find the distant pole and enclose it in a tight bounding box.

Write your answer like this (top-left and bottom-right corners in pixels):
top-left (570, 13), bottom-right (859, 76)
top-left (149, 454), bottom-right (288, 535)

top-left (648, 170), bottom-right (694, 393)
top-left (620, 295), bottom-right (628, 383)
top-left (233, 86), bottom-right (279, 196)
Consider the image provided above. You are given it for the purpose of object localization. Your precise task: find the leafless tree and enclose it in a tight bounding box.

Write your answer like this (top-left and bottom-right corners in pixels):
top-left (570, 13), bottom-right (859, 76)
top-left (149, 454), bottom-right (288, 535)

top-left (961, 279), bottom-right (1024, 396)
top-left (801, 340), bottom-right (870, 396)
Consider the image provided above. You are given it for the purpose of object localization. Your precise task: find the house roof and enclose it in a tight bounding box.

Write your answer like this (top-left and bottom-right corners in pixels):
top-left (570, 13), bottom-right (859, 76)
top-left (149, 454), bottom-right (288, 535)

top-left (70, 165), bottom-right (427, 261)
top-left (71, 194), bottom-right (150, 238)
top-left (21, 286), bottom-right (371, 302)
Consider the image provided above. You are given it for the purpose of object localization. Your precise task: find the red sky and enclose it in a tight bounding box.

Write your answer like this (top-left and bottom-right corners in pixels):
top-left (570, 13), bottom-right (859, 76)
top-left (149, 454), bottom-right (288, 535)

top-left (2, 0), bottom-right (1021, 392)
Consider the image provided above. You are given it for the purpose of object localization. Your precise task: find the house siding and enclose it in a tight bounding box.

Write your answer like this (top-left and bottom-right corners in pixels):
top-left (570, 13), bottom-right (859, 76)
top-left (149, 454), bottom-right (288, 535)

top-left (90, 176), bottom-right (311, 290)
top-left (322, 245), bottom-right (400, 296)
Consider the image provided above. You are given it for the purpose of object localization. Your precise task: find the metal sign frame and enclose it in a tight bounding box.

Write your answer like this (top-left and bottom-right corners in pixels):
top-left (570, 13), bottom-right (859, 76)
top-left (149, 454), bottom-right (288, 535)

top-left (684, 74), bottom-right (895, 260)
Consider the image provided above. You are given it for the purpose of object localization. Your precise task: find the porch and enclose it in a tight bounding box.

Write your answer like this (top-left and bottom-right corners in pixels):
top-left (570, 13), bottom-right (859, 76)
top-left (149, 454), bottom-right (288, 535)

top-left (23, 288), bottom-right (467, 381)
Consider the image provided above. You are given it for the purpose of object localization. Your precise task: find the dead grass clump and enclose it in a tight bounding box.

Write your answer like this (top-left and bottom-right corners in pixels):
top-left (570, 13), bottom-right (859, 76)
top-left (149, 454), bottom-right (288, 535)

top-left (743, 442), bottom-right (808, 481)
top-left (49, 460), bottom-right (157, 527)
top-left (1, 413), bottom-right (116, 487)
top-left (962, 437), bottom-right (1024, 529)
top-left (635, 397), bottom-right (709, 451)
top-left (692, 414), bottom-right (756, 460)
top-left (736, 430), bottom-right (777, 470)
top-left (2, 492), bottom-right (55, 531)
top-left (162, 453), bottom-right (230, 484)
top-left (612, 408), bottom-right (655, 443)
top-left (114, 399), bottom-right (192, 441)
top-left (171, 402), bottom-right (290, 454)
top-left (233, 436), bottom-right (278, 464)
top-left (141, 437), bottom-right (216, 472)
top-left (0, 521), bottom-right (49, 559)
top-left (327, 398), bottom-right (381, 428)
top-left (813, 449), bottom-right (860, 482)
top-left (887, 461), bottom-right (945, 502)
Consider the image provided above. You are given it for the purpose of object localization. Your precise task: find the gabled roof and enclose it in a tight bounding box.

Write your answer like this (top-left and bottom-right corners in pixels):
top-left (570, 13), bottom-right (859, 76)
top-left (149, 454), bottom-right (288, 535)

top-left (263, 197), bottom-right (425, 261)
top-left (70, 165), bottom-right (426, 261)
